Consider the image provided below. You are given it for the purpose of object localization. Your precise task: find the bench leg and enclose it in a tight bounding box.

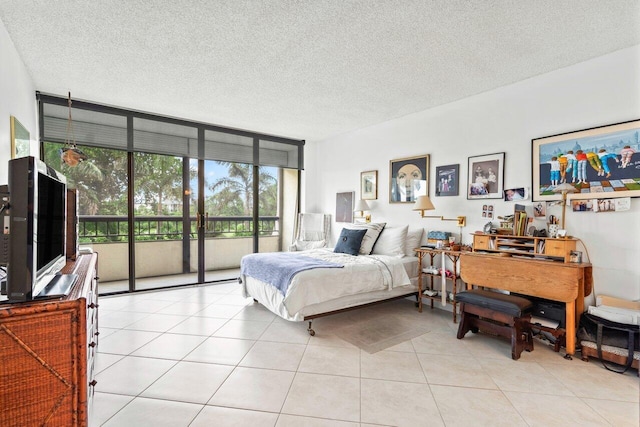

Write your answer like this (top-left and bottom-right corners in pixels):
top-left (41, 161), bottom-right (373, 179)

top-left (457, 303), bottom-right (473, 339)
top-left (511, 319), bottom-right (534, 360)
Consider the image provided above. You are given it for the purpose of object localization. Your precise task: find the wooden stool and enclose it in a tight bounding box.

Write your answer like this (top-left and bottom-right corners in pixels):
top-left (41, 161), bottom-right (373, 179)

top-left (456, 289), bottom-right (534, 360)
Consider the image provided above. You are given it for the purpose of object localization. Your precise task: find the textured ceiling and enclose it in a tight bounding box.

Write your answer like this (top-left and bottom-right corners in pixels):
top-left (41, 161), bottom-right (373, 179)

top-left (1, 1), bottom-right (639, 141)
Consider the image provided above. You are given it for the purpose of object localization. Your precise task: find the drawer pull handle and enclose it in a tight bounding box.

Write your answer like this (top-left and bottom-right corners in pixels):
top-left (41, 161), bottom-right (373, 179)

top-left (89, 341), bottom-right (97, 348)
top-left (89, 380), bottom-right (97, 387)
top-left (88, 303), bottom-right (97, 309)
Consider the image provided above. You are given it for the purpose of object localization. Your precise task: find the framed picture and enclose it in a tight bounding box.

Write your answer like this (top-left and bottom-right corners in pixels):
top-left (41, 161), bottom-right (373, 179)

top-left (389, 154), bottom-right (429, 203)
top-left (569, 250), bottom-right (583, 263)
top-left (435, 164), bottom-right (459, 196)
top-left (336, 191), bottom-right (354, 223)
top-left (360, 170), bottom-right (378, 200)
top-left (532, 119), bottom-right (640, 201)
top-left (10, 116), bottom-right (30, 159)
top-left (467, 152), bottom-right (505, 199)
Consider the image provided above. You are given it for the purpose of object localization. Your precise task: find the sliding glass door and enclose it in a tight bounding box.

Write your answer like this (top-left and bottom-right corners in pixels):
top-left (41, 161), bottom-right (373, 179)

top-left (39, 93), bottom-right (304, 295)
top-left (200, 159), bottom-right (254, 282)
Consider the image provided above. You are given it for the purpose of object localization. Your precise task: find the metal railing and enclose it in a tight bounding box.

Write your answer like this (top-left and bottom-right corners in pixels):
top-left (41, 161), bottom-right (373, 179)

top-left (78, 215), bottom-right (279, 242)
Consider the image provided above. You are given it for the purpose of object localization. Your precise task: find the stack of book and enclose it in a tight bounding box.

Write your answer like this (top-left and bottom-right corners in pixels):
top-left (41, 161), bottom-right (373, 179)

top-left (513, 205), bottom-right (527, 236)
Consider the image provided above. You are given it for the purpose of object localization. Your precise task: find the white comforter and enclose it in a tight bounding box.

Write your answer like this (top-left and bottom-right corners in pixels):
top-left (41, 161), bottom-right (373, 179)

top-left (241, 248), bottom-right (411, 316)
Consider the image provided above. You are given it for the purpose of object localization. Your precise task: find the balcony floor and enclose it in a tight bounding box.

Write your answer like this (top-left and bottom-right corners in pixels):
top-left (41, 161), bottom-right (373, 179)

top-left (99, 269), bottom-right (241, 294)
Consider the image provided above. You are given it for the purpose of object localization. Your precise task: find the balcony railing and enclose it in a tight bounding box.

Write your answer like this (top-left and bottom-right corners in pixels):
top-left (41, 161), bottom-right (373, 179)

top-left (78, 215), bottom-right (280, 242)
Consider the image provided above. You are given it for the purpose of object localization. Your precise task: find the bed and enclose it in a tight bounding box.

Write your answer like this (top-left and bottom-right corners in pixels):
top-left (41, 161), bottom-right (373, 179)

top-left (240, 224), bottom-right (423, 335)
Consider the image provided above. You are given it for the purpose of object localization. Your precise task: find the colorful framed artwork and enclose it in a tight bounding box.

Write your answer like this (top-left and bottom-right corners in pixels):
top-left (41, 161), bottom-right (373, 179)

top-left (467, 152), bottom-right (505, 199)
top-left (532, 119), bottom-right (640, 201)
top-left (360, 170), bottom-right (378, 200)
top-left (10, 116), bottom-right (30, 159)
top-left (389, 154), bottom-right (429, 203)
top-left (435, 164), bottom-right (459, 197)
top-left (335, 191), bottom-right (354, 223)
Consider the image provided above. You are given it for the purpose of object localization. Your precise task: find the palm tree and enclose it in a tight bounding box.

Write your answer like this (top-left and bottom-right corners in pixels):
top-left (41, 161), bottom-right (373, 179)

top-left (208, 162), bottom-right (277, 216)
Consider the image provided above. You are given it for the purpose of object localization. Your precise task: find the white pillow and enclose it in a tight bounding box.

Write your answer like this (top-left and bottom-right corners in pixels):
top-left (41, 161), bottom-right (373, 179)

top-left (343, 222), bottom-right (386, 255)
top-left (372, 225), bottom-right (409, 257)
top-left (405, 228), bottom-right (424, 257)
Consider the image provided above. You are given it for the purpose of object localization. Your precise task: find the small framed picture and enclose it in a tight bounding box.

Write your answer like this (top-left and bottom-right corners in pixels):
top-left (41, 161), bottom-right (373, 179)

top-left (435, 164), bottom-right (459, 197)
top-left (569, 250), bottom-right (582, 263)
top-left (10, 116), bottom-right (30, 159)
top-left (467, 152), bottom-right (505, 200)
top-left (360, 170), bottom-right (378, 200)
top-left (336, 191), bottom-right (354, 223)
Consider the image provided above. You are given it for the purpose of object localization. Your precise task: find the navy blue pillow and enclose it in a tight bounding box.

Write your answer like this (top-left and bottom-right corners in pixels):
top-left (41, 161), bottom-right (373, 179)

top-left (334, 228), bottom-right (367, 256)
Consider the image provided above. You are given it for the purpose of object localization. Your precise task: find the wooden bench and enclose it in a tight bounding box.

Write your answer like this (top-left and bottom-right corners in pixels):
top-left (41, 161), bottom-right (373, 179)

top-left (455, 289), bottom-right (534, 360)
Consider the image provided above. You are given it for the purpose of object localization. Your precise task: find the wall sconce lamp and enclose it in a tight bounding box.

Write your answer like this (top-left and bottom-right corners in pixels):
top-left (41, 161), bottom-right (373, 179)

top-left (412, 195), bottom-right (466, 227)
top-left (354, 199), bottom-right (371, 222)
top-left (552, 182), bottom-right (578, 229)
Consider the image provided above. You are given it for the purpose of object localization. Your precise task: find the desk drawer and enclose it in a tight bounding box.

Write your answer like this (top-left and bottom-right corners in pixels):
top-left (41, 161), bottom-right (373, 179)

top-left (473, 235), bottom-right (491, 250)
top-left (544, 239), bottom-right (575, 258)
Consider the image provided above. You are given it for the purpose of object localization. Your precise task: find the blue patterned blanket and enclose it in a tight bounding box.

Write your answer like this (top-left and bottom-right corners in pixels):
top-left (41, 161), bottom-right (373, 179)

top-left (241, 252), bottom-right (344, 296)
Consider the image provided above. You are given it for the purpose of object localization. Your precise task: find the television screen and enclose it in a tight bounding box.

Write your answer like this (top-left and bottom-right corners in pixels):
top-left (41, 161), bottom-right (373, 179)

top-left (6, 157), bottom-right (68, 301)
top-left (36, 173), bottom-right (66, 271)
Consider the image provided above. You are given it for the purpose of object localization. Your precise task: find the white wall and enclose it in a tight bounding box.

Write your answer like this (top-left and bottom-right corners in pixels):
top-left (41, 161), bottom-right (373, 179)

top-left (306, 45), bottom-right (640, 302)
top-left (0, 18), bottom-right (38, 183)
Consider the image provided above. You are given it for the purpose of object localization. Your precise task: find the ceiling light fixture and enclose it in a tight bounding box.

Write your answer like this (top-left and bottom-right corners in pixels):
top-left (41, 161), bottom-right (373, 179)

top-left (60, 92), bottom-right (88, 167)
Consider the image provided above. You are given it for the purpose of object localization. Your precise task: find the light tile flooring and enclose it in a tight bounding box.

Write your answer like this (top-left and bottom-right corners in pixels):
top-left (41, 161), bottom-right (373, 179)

top-left (93, 282), bottom-right (639, 426)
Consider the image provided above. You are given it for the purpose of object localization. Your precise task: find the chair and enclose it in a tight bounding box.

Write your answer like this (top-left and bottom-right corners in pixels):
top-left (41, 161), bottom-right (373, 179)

top-left (289, 213), bottom-right (331, 251)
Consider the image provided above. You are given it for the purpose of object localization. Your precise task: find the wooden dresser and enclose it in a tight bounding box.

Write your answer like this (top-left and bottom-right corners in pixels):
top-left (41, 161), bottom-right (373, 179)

top-left (0, 253), bottom-right (98, 427)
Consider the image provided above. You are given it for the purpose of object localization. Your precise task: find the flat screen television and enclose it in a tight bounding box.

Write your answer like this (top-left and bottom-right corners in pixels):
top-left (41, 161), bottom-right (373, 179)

top-left (6, 156), bottom-right (72, 301)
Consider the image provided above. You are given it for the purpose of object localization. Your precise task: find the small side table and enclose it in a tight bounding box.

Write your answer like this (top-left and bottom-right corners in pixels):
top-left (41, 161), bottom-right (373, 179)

top-left (415, 247), bottom-right (465, 323)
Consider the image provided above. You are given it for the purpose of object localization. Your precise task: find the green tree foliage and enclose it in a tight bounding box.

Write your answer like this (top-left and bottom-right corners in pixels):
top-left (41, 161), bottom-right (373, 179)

top-left (207, 162), bottom-right (277, 217)
top-left (43, 142), bottom-right (126, 215)
top-left (133, 153), bottom-right (191, 216)
top-left (42, 144), bottom-right (278, 240)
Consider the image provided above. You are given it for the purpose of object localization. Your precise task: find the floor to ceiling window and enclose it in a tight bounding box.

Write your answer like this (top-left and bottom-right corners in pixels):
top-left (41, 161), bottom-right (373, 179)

top-left (39, 93), bottom-right (304, 295)
top-left (41, 105), bottom-right (131, 293)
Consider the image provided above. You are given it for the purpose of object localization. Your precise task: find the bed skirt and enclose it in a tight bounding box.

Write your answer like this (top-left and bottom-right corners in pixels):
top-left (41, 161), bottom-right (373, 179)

top-left (243, 276), bottom-right (419, 322)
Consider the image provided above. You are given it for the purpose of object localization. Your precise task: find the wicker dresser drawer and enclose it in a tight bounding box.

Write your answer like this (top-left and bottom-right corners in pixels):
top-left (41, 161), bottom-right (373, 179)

top-left (0, 253), bottom-right (98, 427)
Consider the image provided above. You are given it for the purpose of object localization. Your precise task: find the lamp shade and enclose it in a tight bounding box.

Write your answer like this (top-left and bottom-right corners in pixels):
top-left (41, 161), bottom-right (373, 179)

top-left (552, 183), bottom-right (578, 195)
top-left (353, 199), bottom-right (370, 212)
top-left (413, 195), bottom-right (435, 211)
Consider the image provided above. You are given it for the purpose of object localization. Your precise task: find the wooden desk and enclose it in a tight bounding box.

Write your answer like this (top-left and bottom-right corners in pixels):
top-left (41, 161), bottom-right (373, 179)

top-left (459, 252), bottom-right (592, 356)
